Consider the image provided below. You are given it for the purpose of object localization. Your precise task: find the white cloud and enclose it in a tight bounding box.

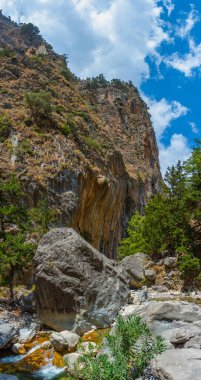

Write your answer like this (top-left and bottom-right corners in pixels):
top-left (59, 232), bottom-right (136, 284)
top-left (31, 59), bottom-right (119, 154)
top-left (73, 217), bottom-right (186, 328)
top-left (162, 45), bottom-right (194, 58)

top-left (177, 7), bottom-right (199, 38)
top-left (0, 0), bottom-right (171, 85)
top-left (142, 96), bottom-right (190, 175)
top-left (165, 7), bottom-right (201, 77)
top-left (189, 121), bottom-right (199, 134)
top-left (143, 96), bottom-right (188, 140)
top-left (162, 0), bottom-right (174, 16)
top-left (165, 38), bottom-right (201, 77)
top-left (159, 134), bottom-right (191, 175)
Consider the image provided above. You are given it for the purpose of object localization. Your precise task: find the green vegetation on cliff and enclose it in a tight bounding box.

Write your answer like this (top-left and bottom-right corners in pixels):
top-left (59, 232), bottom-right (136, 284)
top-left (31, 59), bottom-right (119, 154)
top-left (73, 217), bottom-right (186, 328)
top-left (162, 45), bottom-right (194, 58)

top-left (0, 174), bottom-right (36, 302)
top-left (119, 141), bottom-right (201, 283)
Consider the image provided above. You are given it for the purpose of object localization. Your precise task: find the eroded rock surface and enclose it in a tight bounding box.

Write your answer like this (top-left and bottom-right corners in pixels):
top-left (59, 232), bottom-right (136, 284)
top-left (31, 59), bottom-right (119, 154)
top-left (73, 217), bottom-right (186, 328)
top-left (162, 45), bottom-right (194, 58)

top-left (152, 349), bottom-right (201, 380)
top-left (34, 228), bottom-right (129, 334)
top-left (119, 253), bottom-right (151, 288)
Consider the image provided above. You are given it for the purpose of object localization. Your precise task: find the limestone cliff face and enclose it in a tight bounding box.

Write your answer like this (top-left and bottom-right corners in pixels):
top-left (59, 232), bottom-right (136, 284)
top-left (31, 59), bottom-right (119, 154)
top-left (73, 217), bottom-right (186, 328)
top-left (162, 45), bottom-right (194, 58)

top-left (0, 13), bottom-right (161, 258)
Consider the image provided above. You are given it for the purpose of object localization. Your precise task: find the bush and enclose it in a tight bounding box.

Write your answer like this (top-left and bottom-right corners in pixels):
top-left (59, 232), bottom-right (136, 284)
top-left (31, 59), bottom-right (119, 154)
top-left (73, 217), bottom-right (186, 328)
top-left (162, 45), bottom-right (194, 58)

top-left (24, 91), bottom-right (52, 125)
top-left (76, 316), bottom-right (165, 380)
top-left (0, 48), bottom-right (14, 58)
top-left (59, 123), bottom-right (74, 136)
top-left (179, 254), bottom-right (201, 282)
top-left (0, 113), bottom-right (11, 142)
top-left (83, 136), bottom-right (102, 152)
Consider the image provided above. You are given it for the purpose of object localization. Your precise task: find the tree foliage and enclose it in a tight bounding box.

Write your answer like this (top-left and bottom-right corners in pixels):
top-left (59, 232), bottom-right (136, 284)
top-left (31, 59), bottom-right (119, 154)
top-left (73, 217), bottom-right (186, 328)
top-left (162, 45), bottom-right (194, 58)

top-left (24, 91), bottom-right (52, 125)
top-left (119, 142), bottom-right (201, 282)
top-left (29, 198), bottom-right (59, 235)
top-left (20, 23), bottom-right (41, 40)
top-left (0, 174), bottom-right (36, 302)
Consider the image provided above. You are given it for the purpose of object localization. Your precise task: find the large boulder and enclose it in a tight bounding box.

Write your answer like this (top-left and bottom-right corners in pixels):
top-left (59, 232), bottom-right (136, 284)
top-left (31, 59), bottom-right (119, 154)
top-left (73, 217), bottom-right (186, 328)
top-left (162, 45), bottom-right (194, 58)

top-left (34, 228), bottom-right (129, 334)
top-left (119, 253), bottom-right (150, 288)
top-left (152, 349), bottom-right (201, 380)
top-left (121, 301), bottom-right (201, 324)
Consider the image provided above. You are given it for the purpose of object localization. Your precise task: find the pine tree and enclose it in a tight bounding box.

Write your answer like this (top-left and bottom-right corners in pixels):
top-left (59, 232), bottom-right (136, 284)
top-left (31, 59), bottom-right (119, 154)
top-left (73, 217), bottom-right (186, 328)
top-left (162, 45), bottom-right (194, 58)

top-left (29, 197), bottom-right (59, 235)
top-left (0, 174), bottom-right (36, 303)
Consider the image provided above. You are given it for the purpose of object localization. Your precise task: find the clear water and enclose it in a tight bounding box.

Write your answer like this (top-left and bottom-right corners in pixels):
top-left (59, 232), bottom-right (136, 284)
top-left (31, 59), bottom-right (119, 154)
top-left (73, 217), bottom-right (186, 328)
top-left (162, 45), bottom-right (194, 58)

top-left (14, 365), bottom-right (72, 380)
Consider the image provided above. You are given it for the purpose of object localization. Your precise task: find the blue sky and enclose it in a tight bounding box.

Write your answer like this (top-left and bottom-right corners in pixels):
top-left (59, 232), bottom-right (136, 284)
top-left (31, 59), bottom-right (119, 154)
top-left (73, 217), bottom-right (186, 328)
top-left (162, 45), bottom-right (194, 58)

top-left (0, 0), bottom-right (200, 175)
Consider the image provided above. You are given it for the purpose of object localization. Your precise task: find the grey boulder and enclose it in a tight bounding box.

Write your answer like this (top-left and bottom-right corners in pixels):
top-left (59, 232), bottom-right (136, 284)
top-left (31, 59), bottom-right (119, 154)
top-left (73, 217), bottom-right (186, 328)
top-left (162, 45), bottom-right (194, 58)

top-left (152, 349), bottom-right (201, 380)
top-left (50, 330), bottom-right (80, 352)
top-left (119, 253), bottom-right (150, 288)
top-left (34, 228), bottom-right (129, 334)
top-left (0, 323), bottom-right (16, 350)
top-left (164, 257), bottom-right (177, 269)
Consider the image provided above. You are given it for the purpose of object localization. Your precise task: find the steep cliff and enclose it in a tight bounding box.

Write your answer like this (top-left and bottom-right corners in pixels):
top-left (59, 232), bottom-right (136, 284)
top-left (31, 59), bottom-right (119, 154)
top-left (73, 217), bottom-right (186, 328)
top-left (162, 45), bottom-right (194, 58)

top-left (0, 13), bottom-right (161, 258)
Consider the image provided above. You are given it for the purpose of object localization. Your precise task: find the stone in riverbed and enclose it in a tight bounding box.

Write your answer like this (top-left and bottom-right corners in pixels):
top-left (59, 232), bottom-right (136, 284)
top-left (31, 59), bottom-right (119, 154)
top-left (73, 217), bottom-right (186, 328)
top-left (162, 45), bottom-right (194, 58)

top-left (0, 323), bottom-right (16, 350)
top-left (0, 376), bottom-right (19, 380)
top-left (50, 330), bottom-right (80, 352)
top-left (19, 323), bottom-right (38, 343)
top-left (12, 342), bottom-right (26, 354)
top-left (63, 352), bottom-right (82, 374)
top-left (34, 228), bottom-right (129, 334)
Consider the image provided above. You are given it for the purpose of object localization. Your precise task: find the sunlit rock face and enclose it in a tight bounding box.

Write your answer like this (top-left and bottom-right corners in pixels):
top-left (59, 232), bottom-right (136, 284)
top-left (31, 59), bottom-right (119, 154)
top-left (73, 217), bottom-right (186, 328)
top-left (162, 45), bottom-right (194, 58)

top-left (0, 14), bottom-right (161, 259)
top-left (34, 228), bottom-right (129, 334)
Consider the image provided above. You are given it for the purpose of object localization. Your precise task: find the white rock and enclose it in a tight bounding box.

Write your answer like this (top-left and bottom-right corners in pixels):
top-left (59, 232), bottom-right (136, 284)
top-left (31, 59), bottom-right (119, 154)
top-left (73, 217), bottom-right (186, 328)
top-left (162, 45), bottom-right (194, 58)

top-left (19, 323), bottom-right (37, 343)
top-left (50, 330), bottom-right (80, 352)
top-left (41, 340), bottom-right (52, 349)
top-left (63, 352), bottom-right (82, 373)
top-left (11, 343), bottom-right (26, 354)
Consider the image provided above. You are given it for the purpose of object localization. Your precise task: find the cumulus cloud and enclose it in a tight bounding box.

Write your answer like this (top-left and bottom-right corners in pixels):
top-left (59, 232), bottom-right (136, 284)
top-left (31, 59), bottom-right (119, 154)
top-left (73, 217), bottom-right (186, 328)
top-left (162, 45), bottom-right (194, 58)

top-left (159, 134), bottom-right (191, 175)
top-left (143, 96), bottom-right (188, 140)
top-left (0, 0), bottom-right (170, 85)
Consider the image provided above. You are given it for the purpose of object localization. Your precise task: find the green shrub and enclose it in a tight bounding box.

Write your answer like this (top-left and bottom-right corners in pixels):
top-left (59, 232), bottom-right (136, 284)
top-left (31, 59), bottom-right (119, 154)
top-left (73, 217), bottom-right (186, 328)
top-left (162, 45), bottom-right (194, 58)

top-left (0, 48), bottom-right (14, 58)
top-left (83, 136), bottom-right (102, 152)
top-left (179, 254), bottom-right (201, 282)
top-left (17, 139), bottom-right (33, 156)
top-left (0, 114), bottom-right (11, 142)
top-left (59, 123), bottom-right (73, 136)
top-left (24, 91), bottom-right (52, 125)
top-left (76, 316), bottom-right (165, 380)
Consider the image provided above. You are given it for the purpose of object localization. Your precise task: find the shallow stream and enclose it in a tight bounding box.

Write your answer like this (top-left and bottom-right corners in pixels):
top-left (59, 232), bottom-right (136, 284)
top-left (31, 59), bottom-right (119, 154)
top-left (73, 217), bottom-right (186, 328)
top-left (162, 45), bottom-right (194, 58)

top-left (0, 329), bottom-right (109, 380)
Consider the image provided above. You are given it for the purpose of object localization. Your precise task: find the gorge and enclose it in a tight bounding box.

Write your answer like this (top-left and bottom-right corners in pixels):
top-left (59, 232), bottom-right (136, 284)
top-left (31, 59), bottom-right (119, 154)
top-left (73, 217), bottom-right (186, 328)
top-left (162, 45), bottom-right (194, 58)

top-left (0, 12), bottom-right (201, 380)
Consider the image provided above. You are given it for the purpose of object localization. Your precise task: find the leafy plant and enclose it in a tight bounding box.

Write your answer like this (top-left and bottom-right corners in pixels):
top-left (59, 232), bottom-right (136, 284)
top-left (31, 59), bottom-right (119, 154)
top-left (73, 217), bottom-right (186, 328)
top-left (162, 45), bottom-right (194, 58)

top-left (76, 316), bottom-right (165, 380)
